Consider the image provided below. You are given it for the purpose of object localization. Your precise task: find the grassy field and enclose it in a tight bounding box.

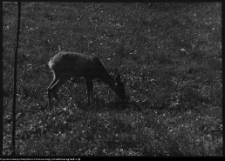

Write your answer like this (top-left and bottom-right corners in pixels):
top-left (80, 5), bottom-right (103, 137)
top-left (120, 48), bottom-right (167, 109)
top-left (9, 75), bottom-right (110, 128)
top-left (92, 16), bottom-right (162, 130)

top-left (3, 2), bottom-right (222, 156)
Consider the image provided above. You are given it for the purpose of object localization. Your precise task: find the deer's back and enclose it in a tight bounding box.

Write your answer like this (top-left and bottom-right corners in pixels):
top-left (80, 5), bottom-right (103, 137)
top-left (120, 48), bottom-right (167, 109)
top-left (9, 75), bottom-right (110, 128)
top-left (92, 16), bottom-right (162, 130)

top-left (49, 52), bottom-right (107, 78)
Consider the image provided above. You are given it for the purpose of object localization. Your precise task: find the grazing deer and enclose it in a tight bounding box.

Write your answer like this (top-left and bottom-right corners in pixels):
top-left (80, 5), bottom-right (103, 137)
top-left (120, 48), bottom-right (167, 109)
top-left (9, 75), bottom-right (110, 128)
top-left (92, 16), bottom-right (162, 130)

top-left (47, 52), bottom-right (125, 108)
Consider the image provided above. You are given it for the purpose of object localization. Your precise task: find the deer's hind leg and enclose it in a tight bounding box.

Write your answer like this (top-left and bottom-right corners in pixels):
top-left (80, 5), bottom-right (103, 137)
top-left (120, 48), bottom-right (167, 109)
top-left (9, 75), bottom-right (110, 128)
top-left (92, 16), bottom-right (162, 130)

top-left (48, 73), bottom-right (68, 108)
top-left (48, 73), bottom-right (59, 108)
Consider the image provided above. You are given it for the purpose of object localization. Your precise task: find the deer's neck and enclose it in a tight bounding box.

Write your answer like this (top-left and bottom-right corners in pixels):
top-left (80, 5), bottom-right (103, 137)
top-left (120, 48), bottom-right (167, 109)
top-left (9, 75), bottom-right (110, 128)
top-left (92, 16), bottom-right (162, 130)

top-left (94, 58), bottom-right (117, 92)
top-left (102, 72), bottom-right (116, 91)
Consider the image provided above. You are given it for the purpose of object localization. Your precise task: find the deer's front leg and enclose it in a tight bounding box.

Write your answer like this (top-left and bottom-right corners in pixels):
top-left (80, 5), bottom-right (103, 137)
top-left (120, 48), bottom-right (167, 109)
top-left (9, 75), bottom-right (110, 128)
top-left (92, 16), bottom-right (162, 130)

top-left (86, 79), bottom-right (93, 105)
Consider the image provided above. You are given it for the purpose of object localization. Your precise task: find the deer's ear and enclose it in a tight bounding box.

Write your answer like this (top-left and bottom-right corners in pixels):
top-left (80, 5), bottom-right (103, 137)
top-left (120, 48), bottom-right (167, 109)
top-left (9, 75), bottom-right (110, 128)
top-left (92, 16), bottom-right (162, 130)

top-left (116, 75), bottom-right (121, 82)
top-left (123, 77), bottom-right (127, 85)
top-left (113, 68), bottom-right (119, 78)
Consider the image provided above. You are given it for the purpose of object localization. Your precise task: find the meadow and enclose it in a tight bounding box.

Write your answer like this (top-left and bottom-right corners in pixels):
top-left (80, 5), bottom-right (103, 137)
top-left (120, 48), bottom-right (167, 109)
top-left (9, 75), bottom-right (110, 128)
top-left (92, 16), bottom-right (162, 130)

top-left (3, 2), bottom-right (222, 156)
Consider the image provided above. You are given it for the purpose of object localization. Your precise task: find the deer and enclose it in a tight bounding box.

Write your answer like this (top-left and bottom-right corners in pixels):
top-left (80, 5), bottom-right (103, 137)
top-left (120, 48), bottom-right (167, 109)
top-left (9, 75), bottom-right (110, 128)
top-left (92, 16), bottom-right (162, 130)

top-left (47, 52), bottom-right (126, 108)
